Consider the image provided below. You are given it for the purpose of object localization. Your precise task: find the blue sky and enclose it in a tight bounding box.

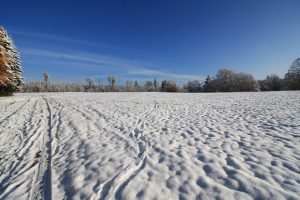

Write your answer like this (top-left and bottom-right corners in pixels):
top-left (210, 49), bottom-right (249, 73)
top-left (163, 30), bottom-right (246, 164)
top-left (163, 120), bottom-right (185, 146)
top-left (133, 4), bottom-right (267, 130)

top-left (1, 0), bottom-right (300, 84)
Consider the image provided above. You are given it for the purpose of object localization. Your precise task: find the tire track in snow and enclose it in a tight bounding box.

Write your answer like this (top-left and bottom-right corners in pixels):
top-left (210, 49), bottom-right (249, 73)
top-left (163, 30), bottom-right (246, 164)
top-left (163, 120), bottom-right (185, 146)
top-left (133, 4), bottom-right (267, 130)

top-left (0, 99), bottom-right (38, 168)
top-left (93, 99), bottom-right (159, 200)
top-left (0, 98), bottom-right (51, 199)
top-left (0, 98), bottom-right (30, 126)
top-left (69, 101), bottom-right (138, 155)
top-left (51, 103), bottom-right (63, 158)
top-left (0, 99), bottom-right (40, 199)
top-left (30, 97), bottom-right (53, 200)
top-left (0, 99), bottom-right (17, 114)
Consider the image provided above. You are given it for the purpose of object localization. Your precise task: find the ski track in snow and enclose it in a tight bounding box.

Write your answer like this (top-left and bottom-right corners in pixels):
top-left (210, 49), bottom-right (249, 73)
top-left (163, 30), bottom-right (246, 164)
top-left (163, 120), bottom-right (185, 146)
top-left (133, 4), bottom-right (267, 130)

top-left (92, 98), bottom-right (159, 200)
top-left (0, 92), bottom-right (300, 200)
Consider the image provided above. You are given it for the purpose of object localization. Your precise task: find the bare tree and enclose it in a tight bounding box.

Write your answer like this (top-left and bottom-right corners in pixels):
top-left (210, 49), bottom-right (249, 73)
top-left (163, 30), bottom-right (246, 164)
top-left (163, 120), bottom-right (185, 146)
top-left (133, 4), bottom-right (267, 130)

top-left (94, 78), bottom-right (103, 92)
top-left (259, 74), bottom-right (283, 91)
top-left (107, 75), bottom-right (116, 91)
top-left (235, 72), bottom-right (259, 91)
top-left (43, 72), bottom-right (49, 91)
top-left (161, 80), bottom-right (178, 92)
top-left (205, 68), bottom-right (258, 92)
top-left (144, 80), bottom-right (154, 92)
top-left (125, 80), bottom-right (133, 92)
top-left (185, 79), bottom-right (201, 93)
top-left (86, 78), bottom-right (94, 92)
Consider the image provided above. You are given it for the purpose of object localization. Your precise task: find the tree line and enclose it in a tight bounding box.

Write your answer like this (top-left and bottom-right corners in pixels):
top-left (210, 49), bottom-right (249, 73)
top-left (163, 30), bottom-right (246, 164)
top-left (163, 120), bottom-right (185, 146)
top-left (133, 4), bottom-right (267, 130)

top-left (21, 59), bottom-right (300, 93)
top-left (1, 25), bottom-right (300, 96)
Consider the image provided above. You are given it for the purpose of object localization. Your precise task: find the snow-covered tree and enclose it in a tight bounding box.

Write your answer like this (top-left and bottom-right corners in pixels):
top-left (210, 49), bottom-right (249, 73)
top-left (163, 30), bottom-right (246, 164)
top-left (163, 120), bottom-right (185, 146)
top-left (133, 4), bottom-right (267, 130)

top-left (202, 75), bottom-right (213, 92)
top-left (144, 80), bottom-right (154, 92)
top-left (0, 47), bottom-right (11, 84)
top-left (288, 58), bottom-right (300, 74)
top-left (0, 26), bottom-right (23, 96)
top-left (284, 58), bottom-right (300, 90)
top-left (134, 80), bottom-right (139, 91)
top-left (185, 79), bottom-right (202, 92)
top-left (204, 75), bottom-right (212, 85)
top-left (86, 78), bottom-right (94, 92)
top-left (107, 75), bottom-right (116, 91)
top-left (160, 80), bottom-right (178, 92)
top-left (125, 80), bottom-right (133, 92)
top-left (259, 74), bottom-right (283, 91)
top-left (153, 78), bottom-right (158, 91)
top-left (43, 72), bottom-right (49, 91)
top-left (204, 68), bottom-right (258, 92)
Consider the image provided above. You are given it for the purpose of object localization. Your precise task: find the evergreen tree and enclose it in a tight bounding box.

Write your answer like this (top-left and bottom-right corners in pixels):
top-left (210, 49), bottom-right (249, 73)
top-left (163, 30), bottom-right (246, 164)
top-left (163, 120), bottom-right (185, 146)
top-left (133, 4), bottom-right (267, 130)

top-left (160, 80), bottom-right (167, 92)
top-left (0, 26), bottom-right (23, 96)
top-left (204, 75), bottom-right (212, 85)
top-left (153, 78), bottom-right (158, 91)
top-left (0, 44), bottom-right (12, 85)
top-left (202, 75), bottom-right (212, 92)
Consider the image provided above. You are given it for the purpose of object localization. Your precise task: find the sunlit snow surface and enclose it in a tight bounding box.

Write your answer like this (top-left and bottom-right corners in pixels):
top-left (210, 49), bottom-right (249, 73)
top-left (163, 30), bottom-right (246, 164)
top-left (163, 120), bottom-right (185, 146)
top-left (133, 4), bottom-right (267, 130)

top-left (0, 92), bottom-right (299, 199)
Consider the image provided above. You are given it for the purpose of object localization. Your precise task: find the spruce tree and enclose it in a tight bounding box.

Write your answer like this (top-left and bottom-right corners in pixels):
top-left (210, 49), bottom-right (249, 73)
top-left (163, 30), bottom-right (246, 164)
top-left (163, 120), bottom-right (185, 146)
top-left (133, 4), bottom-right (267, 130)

top-left (0, 26), bottom-right (23, 96)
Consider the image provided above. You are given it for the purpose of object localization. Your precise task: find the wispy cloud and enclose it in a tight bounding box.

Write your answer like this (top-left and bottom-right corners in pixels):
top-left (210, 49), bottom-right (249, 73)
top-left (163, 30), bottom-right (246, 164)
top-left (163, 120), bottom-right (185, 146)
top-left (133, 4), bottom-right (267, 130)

top-left (14, 30), bottom-right (205, 83)
top-left (11, 30), bottom-right (120, 49)
top-left (21, 47), bottom-right (154, 68)
top-left (129, 69), bottom-right (165, 76)
top-left (129, 69), bottom-right (204, 82)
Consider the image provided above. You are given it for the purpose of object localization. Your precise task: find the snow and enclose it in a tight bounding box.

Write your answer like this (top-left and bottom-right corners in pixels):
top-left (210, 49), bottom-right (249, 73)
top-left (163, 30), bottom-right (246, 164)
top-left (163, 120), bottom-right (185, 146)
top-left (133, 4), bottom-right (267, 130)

top-left (0, 92), bottom-right (300, 200)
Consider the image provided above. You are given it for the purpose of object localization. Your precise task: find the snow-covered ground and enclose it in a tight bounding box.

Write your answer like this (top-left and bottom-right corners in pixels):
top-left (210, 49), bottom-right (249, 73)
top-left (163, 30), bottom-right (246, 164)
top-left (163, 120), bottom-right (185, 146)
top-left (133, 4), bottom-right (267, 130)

top-left (0, 92), bottom-right (299, 200)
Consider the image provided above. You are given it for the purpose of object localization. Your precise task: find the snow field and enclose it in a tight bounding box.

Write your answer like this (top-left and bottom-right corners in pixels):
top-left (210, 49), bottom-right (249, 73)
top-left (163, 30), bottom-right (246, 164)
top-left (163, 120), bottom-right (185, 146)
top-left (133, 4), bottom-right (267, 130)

top-left (0, 92), bottom-right (299, 199)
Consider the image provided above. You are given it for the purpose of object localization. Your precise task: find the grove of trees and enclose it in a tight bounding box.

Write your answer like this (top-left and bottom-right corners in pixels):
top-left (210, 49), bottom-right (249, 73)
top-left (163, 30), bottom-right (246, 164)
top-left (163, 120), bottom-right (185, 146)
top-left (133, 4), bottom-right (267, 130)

top-left (203, 69), bottom-right (259, 92)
